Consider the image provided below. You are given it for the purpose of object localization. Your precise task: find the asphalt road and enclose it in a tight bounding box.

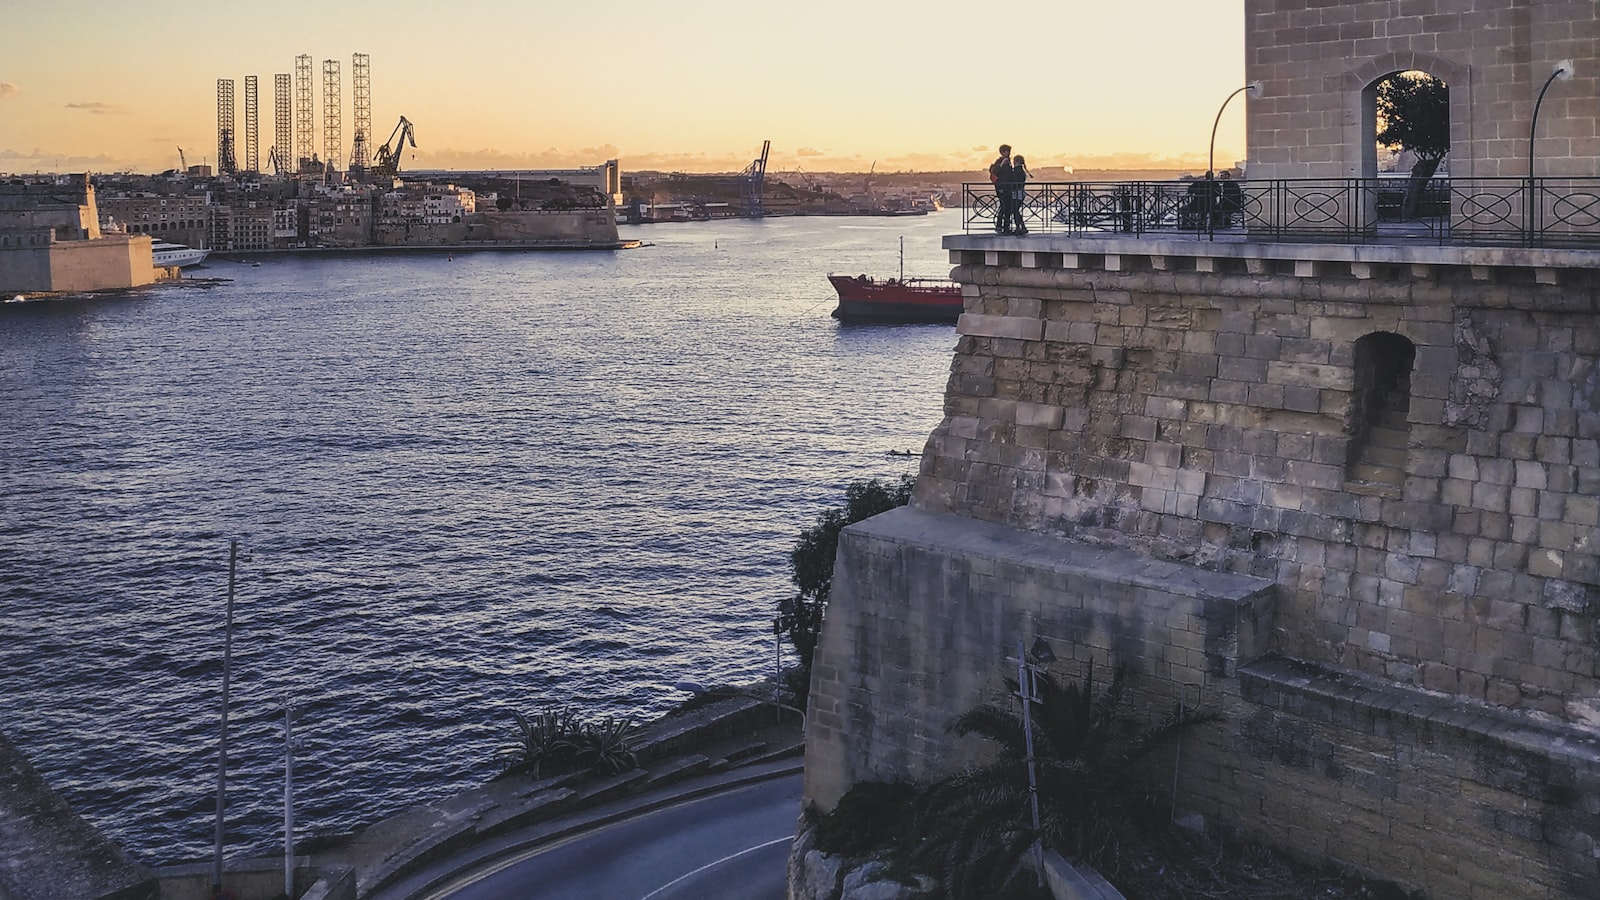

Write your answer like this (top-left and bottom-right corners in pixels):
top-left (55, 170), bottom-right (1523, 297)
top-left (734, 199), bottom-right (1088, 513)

top-left (419, 773), bottom-right (802, 900)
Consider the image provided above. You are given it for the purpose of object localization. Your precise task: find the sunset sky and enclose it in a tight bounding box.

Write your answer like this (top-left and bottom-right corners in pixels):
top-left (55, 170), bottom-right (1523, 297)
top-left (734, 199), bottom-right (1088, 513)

top-left (1, 0), bottom-right (1246, 176)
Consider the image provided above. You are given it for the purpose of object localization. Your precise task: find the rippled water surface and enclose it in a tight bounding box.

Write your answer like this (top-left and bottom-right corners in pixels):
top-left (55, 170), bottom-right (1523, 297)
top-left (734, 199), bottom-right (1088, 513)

top-left (0, 212), bottom-right (960, 864)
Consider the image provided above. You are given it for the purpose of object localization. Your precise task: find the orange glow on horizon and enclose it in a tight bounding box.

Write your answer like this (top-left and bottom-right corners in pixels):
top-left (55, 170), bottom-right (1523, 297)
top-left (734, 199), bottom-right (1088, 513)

top-left (0, 1), bottom-right (1247, 176)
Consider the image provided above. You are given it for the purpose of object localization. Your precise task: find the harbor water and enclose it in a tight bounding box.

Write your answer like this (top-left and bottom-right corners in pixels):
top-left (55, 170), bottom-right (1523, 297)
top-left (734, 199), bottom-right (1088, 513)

top-left (0, 211), bottom-right (960, 865)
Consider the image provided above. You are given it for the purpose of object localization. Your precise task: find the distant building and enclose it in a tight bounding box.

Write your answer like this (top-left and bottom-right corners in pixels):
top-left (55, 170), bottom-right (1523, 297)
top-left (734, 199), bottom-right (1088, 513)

top-left (0, 175), bottom-right (155, 293)
top-left (404, 160), bottom-right (621, 207)
top-left (97, 191), bottom-right (210, 250)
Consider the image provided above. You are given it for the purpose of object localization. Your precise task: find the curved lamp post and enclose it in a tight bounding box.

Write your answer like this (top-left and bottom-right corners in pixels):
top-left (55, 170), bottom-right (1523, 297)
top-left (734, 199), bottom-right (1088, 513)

top-left (1208, 82), bottom-right (1263, 238)
top-left (1527, 60), bottom-right (1575, 243)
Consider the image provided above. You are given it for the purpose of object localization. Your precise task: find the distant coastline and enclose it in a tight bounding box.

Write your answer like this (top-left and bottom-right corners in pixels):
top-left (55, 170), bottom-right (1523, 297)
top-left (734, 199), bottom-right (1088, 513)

top-left (211, 238), bottom-right (643, 259)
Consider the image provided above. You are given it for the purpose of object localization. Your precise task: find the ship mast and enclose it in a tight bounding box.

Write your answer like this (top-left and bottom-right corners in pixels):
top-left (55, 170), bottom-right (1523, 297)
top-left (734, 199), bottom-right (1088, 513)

top-left (899, 235), bottom-right (905, 281)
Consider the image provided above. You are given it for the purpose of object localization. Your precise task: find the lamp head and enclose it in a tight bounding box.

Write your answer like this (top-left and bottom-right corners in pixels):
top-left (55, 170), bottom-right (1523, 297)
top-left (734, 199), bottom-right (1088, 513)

top-left (1029, 636), bottom-right (1057, 665)
top-left (1556, 60), bottom-right (1575, 81)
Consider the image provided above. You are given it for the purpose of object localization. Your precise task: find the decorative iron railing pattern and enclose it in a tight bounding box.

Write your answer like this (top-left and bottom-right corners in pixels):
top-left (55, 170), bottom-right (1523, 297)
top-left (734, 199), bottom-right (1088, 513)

top-left (963, 178), bottom-right (1600, 248)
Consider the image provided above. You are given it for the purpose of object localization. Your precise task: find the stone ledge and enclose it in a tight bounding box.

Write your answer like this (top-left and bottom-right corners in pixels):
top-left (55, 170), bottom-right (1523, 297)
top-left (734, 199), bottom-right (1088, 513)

top-left (1239, 654), bottom-right (1600, 774)
top-left (945, 233), bottom-right (1600, 280)
top-left (853, 506), bottom-right (1274, 606)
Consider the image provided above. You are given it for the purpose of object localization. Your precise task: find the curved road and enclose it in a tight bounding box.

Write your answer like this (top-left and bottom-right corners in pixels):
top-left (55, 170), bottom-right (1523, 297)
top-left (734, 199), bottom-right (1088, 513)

top-left (417, 773), bottom-right (802, 900)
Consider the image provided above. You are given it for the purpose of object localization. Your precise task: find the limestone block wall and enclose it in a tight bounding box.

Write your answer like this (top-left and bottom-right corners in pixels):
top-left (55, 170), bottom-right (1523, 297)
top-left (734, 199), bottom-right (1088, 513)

top-left (0, 235), bottom-right (154, 293)
top-left (1245, 0), bottom-right (1600, 179)
top-left (466, 210), bottom-right (619, 243)
top-left (805, 506), bottom-right (1600, 896)
top-left (803, 505), bottom-right (1273, 811)
top-left (0, 245), bottom-right (54, 293)
top-left (47, 236), bottom-right (155, 293)
top-left (920, 240), bottom-right (1600, 724)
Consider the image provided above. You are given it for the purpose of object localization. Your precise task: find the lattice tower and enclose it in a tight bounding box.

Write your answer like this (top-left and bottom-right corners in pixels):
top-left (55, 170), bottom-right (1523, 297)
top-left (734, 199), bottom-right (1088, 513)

top-left (243, 75), bottom-right (260, 174)
top-left (274, 74), bottom-right (293, 176)
top-left (294, 54), bottom-right (315, 173)
top-left (350, 52), bottom-right (371, 172)
top-left (322, 59), bottom-right (342, 175)
top-left (216, 78), bottom-right (237, 176)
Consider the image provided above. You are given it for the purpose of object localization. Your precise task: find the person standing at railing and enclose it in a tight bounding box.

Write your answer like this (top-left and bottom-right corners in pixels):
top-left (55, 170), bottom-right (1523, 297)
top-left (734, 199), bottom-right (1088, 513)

top-left (1007, 155), bottom-right (1031, 235)
top-left (989, 144), bottom-right (1014, 234)
top-left (1216, 170), bottom-right (1243, 229)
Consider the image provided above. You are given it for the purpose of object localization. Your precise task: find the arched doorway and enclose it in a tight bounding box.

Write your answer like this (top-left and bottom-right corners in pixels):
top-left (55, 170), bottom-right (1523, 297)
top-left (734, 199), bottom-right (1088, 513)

top-left (1347, 332), bottom-right (1416, 487)
top-left (1364, 70), bottom-right (1450, 223)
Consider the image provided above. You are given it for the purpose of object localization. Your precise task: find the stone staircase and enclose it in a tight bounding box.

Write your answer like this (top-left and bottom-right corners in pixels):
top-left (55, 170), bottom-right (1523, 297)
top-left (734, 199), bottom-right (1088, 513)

top-left (1348, 380), bottom-right (1410, 488)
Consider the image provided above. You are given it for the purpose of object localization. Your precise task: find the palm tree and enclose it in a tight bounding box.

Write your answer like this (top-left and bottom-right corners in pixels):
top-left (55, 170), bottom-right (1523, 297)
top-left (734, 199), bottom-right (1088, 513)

top-left (911, 665), bottom-right (1214, 900)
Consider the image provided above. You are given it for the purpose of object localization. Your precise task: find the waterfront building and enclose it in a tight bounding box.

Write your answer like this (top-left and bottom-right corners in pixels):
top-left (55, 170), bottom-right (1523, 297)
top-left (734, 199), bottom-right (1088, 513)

top-left (96, 191), bottom-right (210, 251)
top-left (209, 201), bottom-right (274, 252)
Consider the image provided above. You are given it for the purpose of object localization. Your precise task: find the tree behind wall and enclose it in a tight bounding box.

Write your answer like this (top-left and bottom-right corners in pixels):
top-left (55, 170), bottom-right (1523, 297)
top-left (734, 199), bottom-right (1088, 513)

top-left (1375, 71), bottom-right (1449, 219)
top-left (779, 475), bottom-right (914, 702)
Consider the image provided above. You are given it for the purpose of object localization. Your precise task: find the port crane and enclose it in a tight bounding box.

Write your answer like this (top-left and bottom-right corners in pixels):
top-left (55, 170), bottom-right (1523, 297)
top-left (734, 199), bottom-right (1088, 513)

top-left (741, 140), bottom-right (770, 217)
top-left (369, 116), bottom-right (417, 184)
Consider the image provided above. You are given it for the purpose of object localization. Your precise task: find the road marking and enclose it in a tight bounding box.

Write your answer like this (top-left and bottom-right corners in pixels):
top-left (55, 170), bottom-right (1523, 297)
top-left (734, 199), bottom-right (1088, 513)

top-left (636, 835), bottom-right (792, 900)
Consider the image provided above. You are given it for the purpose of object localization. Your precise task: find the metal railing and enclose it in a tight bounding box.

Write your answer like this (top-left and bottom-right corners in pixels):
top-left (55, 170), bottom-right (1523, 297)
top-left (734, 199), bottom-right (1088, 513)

top-left (963, 177), bottom-right (1600, 249)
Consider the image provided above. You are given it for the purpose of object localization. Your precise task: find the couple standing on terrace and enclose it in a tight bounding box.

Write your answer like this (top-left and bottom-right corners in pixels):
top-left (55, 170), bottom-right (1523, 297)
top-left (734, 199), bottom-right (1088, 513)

top-left (989, 144), bottom-right (1031, 235)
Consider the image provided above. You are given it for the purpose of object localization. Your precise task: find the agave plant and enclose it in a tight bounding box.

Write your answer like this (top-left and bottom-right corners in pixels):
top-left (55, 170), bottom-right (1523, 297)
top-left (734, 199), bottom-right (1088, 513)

top-left (499, 707), bottom-right (585, 779)
top-left (574, 716), bottom-right (639, 776)
top-left (911, 665), bottom-right (1216, 900)
top-left (499, 707), bottom-right (640, 779)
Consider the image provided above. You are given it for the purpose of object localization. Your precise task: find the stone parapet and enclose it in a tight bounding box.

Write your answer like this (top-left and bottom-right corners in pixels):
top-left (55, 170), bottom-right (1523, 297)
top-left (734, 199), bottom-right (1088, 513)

top-left (947, 233), bottom-right (1600, 287)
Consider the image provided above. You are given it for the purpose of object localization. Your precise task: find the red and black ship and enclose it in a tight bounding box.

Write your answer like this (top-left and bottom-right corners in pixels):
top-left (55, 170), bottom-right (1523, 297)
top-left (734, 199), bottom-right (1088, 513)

top-left (827, 274), bottom-right (963, 323)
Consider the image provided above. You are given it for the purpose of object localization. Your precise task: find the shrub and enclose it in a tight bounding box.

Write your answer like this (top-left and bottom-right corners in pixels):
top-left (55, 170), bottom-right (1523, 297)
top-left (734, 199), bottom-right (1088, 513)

top-left (498, 707), bottom-right (638, 779)
top-left (911, 665), bottom-right (1216, 900)
top-left (778, 475), bottom-right (915, 701)
top-left (812, 780), bottom-right (918, 856)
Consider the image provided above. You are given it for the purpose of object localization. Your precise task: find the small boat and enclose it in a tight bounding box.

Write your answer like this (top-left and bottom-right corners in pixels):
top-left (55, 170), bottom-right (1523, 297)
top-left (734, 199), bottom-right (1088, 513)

top-left (828, 237), bottom-right (962, 323)
top-left (151, 240), bottom-right (210, 268)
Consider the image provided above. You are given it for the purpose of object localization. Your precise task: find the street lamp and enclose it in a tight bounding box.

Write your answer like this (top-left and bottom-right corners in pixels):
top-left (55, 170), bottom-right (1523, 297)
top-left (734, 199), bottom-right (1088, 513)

top-left (1208, 82), bottom-right (1262, 239)
top-left (1209, 81), bottom-right (1263, 183)
top-left (1527, 60), bottom-right (1576, 242)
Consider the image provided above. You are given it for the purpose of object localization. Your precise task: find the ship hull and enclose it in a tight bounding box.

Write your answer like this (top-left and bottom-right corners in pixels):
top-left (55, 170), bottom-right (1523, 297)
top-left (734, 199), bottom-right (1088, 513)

top-left (828, 274), bottom-right (962, 324)
top-left (151, 242), bottom-right (210, 268)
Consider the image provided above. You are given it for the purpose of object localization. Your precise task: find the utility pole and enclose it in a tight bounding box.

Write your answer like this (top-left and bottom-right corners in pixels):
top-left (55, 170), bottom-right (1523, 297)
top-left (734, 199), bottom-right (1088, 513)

top-left (1014, 639), bottom-right (1044, 886)
top-left (283, 701), bottom-right (304, 899)
top-left (212, 540), bottom-right (239, 895)
top-left (1010, 636), bottom-right (1055, 888)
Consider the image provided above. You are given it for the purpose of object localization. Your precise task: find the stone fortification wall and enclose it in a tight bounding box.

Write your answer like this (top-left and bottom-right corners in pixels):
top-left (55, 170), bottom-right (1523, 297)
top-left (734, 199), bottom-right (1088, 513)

top-left (372, 210), bottom-right (618, 248)
top-left (916, 244), bottom-right (1600, 723)
top-left (1246, 0), bottom-right (1600, 179)
top-left (805, 506), bottom-right (1273, 809)
top-left (0, 175), bottom-right (100, 238)
top-left (466, 209), bottom-right (618, 244)
top-left (808, 506), bottom-right (1600, 897)
top-left (802, 236), bottom-right (1600, 897)
top-left (0, 234), bottom-right (154, 294)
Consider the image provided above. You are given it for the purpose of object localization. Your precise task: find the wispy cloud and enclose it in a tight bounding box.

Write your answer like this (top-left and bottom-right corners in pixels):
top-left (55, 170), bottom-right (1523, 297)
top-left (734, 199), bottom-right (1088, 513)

top-left (0, 83), bottom-right (18, 100)
top-left (66, 101), bottom-right (122, 114)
